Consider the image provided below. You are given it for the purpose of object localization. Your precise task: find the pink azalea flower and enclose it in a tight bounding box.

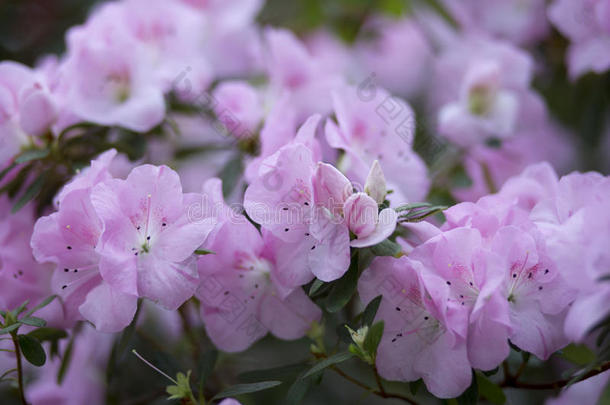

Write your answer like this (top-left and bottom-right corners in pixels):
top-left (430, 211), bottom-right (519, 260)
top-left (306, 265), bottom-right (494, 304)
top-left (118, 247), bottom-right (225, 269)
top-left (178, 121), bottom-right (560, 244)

top-left (450, 113), bottom-right (575, 201)
top-left (546, 370), bottom-right (610, 405)
top-left (432, 35), bottom-right (536, 148)
top-left (244, 132), bottom-right (351, 286)
top-left (0, 61), bottom-right (57, 164)
top-left (32, 188), bottom-right (139, 333)
top-left (355, 17), bottom-right (432, 97)
top-left (212, 81), bottom-right (263, 138)
top-left (490, 226), bottom-right (572, 359)
top-left (443, 0), bottom-right (550, 46)
top-left (53, 148), bottom-right (132, 207)
top-left (244, 105), bottom-right (318, 184)
top-left (314, 162), bottom-right (398, 248)
top-left (245, 122), bottom-right (398, 290)
top-left (218, 400), bottom-right (242, 405)
top-left (90, 164), bottom-right (217, 310)
top-left (530, 170), bottom-right (610, 341)
top-left (548, 0), bottom-right (610, 79)
top-left (197, 191), bottom-right (321, 352)
top-left (410, 227), bottom-right (511, 370)
top-left (264, 27), bottom-right (343, 120)
top-left (325, 85), bottom-right (429, 203)
top-left (0, 197), bottom-right (55, 315)
top-left (358, 256), bottom-right (472, 398)
top-left (56, 3), bottom-right (168, 132)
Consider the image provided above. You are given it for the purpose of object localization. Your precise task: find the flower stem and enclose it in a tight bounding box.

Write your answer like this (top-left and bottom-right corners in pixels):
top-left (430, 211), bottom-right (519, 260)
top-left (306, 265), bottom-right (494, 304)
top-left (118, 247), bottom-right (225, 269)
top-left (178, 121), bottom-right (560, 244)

top-left (312, 351), bottom-right (419, 405)
top-left (11, 332), bottom-right (28, 405)
top-left (501, 360), bottom-right (610, 390)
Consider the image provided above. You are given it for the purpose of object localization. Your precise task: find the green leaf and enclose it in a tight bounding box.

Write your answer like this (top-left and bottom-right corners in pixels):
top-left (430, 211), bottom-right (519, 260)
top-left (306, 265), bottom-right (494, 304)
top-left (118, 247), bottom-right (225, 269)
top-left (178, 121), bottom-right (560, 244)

top-left (0, 368), bottom-right (17, 382)
top-left (357, 247), bottom-right (375, 272)
top-left (211, 381), bottom-right (282, 400)
top-left (482, 367), bottom-right (499, 377)
top-left (11, 300), bottom-right (29, 317)
top-left (363, 321), bottom-right (384, 356)
top-left (286, 373), bottom-right (316, 405)
top-left (15, 149), bottom-right (49, 164)
top-left (456, 370), bottom-right (478, 405)
top-left (27, 328), bottom-right (68, 343)
top-left (0, 162), bottom-right (17, 184)
top-left (218, 153), bottom-right (244, 198)
top-left (325, 255), bottom-right (359, 313)
top-left (12, 172), bottom-right (46, 213)
top-left (476, 372), bottom-right (506, 405)
top-left (397, 204), bottom-right (448, 223)
top-left (18, 334), bottom-right (46, 366)
top-left (308, 279), bottom-right (325, 297)
top-left (394, 202), bottom-right (434, 212)
top-left (409, 379), bottom-right (423, 396)
top-left (57, 332), bottom-right (76, 384)
top-left (561, 343), bottom-right (596, 366)
top-left (0, 324), bottom-right (20, 335)
top-left (239, 363), bottom-right (308, 383)
top-left (361, 295), bottom-right (382, 326)
top-left (166, 371), bottom-right (193, 400)
top-left (23, 295), bottom-right (57, 318)
top-left (416, 0), bottom-right (458, 28)
top-left (302, 352), bottom-right (353, 379)
top-left (197, 349), bottom-right (218, 386)
top-left (19, 316), bottom-right (46, 327)
top-left (370, 239), bottom-right (401, 257)
top-left (194, 249), bottom-right (214, 255)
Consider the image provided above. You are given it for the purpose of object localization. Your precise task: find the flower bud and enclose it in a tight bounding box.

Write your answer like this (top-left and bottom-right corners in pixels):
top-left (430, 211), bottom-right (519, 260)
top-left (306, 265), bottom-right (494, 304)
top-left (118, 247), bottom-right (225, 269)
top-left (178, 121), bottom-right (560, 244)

top-left (343, 192), bottom-right (378, 239)
top-left (364, 160), bottom-right (386, 204)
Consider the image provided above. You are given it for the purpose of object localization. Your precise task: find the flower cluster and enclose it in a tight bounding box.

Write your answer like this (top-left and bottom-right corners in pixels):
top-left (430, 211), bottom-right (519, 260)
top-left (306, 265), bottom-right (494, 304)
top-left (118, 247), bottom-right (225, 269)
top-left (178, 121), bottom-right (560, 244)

top-left (1, 0), bottom-right (610, 404)
top-left (360, 162), bottom-right (610, 397)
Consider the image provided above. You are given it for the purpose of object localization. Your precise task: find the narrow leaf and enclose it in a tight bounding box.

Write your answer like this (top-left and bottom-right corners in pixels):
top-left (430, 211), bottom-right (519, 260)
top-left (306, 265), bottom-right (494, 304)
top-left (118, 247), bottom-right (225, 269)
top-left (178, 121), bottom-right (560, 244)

top-left (12, 300), bottom-right (29, 317)
top-left (0, 324), bottom-right (20, 335)
top-left (308, 279), bottom-right (325, 297)
top-left (476, 373), bottom-right (506, 405)
top-left (370, 239), bottom-right (401, 257)
top-left (302, 352), bottom-right (354, 379)
top-left (456, 370), bottom-right (478, 405)
top-left (239, 363), bottom-right (308, 383)
top-left (197, 349), bottom-right (218, 386)
top-left (12, 173), bottom-right (46, 213)
top-left (23, 295), bottom-right (57, 318)
top-left (15, 149), bottom-right (49, 164)
top-left (561, 344), bottom-right (596, 366)
top-left (286, 374), bottom-right (317, 405)
top-left (361, 295), bottom-right (382, 326)
top-left (57, 332), bottom-right (76, 384)
top-left (0, 162), bottom-right (16, 183)
top-left (211, 381), bottom-right (282, 400)
top-left (363, 321), bottom-right (384, 356)
top-left (19, 317), bottom-right (46, 328)
top-left (325, 255), bottom-right (360, 313)
top-left (27, 327), bottom-right (68, 343)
